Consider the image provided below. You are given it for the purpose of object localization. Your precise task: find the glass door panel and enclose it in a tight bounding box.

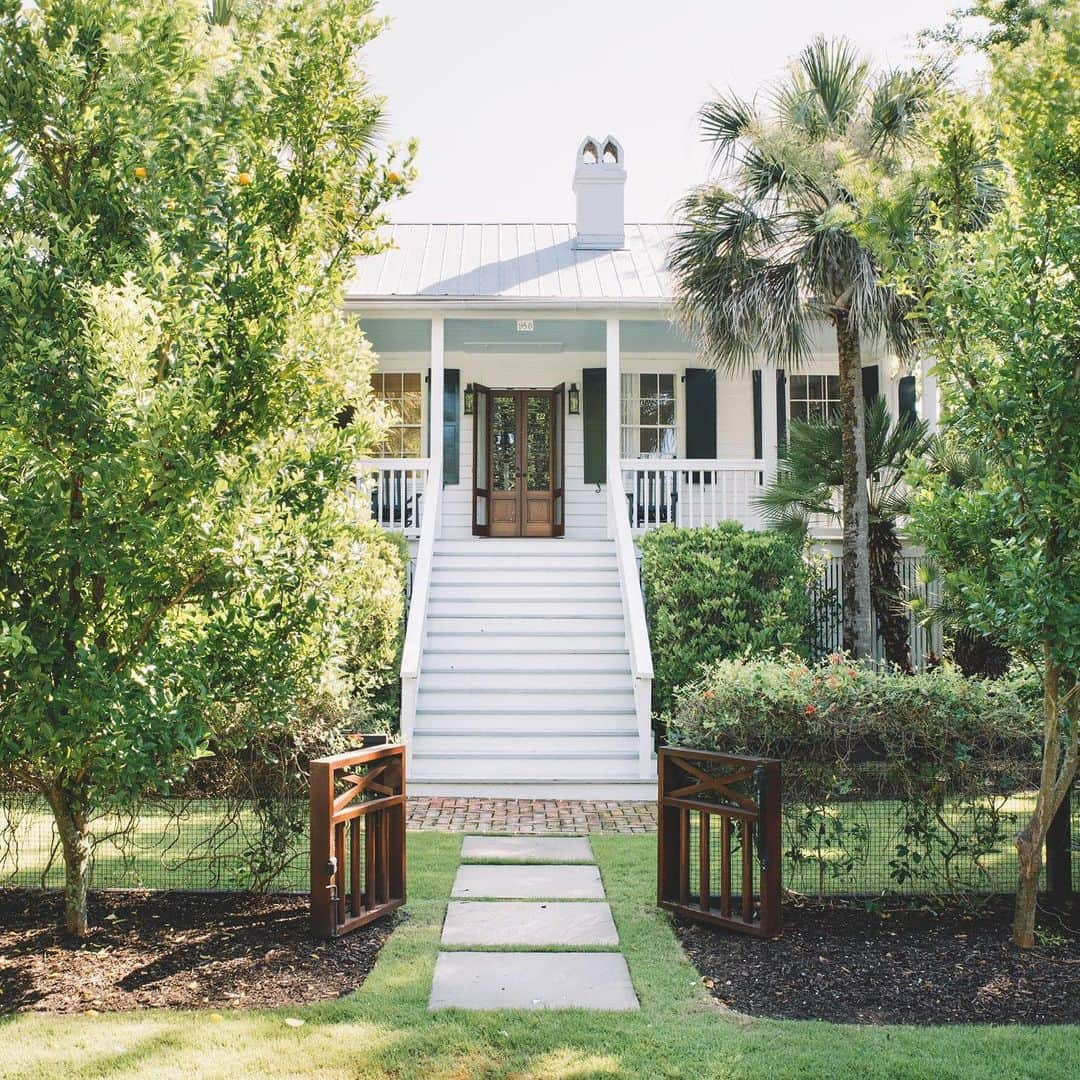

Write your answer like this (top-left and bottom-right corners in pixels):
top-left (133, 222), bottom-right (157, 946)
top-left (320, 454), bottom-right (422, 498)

top-left (525, 394), bottom-right (551, 490)
top-left (489, 392), bottom-right (522, 536)
top-left (491, 394), bottom-right (518, 491)
top-left (472, 385), bottom-right (491, 535)
top-left (552, 383), bottom-right (565, 537)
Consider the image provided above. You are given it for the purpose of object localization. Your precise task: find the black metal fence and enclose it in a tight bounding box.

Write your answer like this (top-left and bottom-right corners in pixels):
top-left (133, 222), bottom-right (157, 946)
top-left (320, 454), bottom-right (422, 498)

top-left (807, 555), bottom-right (942, 670)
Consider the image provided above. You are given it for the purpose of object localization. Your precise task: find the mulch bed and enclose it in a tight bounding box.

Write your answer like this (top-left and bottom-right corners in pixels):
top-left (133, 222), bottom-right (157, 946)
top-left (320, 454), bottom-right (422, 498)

top-left (675, 897), bottom-right (1080, 1025)
top-left (0, 888), bottom-right (396, 1015)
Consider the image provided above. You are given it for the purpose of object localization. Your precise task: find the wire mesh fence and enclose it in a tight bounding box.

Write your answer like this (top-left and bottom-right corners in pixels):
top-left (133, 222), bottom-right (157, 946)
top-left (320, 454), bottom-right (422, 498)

top-left (3, 786), bottom-right (1075, 901)
top-left (683, 793), bottom-right (1077, 903)
top-left (0, 795), bottom-right (309, 893)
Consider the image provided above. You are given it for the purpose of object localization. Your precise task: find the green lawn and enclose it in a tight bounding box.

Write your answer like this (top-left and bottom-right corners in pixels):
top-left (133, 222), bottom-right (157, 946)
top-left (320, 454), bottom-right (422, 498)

top-left (1, 832), bottom-right (1075, 1080)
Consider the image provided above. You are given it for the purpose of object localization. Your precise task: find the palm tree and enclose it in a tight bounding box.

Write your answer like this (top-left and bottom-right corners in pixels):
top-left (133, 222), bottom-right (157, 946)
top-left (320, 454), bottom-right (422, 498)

top-left (755, 396), bottom-right (931, 669)
top-left (669, 37), bottom-right (944, 657)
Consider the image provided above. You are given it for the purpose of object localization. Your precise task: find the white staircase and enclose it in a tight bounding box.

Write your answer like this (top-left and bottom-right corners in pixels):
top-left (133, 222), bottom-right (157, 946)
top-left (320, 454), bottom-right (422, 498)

top-left (409, 538), bottom-right (656, 798)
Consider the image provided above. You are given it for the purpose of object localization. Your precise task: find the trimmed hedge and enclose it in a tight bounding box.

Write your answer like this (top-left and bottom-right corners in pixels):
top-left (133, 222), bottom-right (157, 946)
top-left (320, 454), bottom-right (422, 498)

top-left (640, 523), bottom-right (810, 714)
top-left (668, 656), bottom-right (1041, 799)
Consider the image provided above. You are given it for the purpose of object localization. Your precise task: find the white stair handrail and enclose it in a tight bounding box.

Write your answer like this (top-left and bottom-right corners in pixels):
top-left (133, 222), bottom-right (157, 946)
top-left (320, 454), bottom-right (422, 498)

top-left (399, 459), bottom-right (441, 751)
top-left (607, 459), bottom-right (654, 778)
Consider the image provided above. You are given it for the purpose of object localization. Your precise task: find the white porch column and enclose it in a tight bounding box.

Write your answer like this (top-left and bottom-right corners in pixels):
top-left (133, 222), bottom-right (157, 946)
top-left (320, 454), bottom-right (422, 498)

top-left (605, 316), bottom-right (620, 479)
top-left (429, 314), bottom-right (445, 485)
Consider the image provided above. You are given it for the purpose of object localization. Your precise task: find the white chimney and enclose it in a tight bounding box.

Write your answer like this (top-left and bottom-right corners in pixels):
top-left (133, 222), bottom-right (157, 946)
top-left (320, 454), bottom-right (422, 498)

top-left (573, 135), bottom-right (626, 250)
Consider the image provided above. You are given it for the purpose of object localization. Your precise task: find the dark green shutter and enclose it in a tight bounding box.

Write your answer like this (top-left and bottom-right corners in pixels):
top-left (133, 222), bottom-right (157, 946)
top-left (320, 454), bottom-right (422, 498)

top-left (862, 364), bottom-right (880, 405)
top-left (684, 369), bottom-right (717, 459)
top-left (776, 369), bottom-right (787, 444)
top-left (752, 371), bottom-right (763, 458)
top-left (582, 367), bottom-right (606, 485)
top-left (898, 374), bottom-right (917, 428)
top-left (443, 368), bottom-right (460, 485)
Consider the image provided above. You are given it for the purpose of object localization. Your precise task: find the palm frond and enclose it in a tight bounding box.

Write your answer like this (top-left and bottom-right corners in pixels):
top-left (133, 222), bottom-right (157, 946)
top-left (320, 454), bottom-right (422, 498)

top-left (797, 36), bottom-right (868, 133)
top-left (700, 92), bottom-right (756, 166)
top-left (866, 60), bottom-right (949, 154)
top-left (670, 188), bottom-right (814, 370)
top-left (757, 396), bottom-right (930, 529)
top-left (207, 0), bottom-right (234, 27)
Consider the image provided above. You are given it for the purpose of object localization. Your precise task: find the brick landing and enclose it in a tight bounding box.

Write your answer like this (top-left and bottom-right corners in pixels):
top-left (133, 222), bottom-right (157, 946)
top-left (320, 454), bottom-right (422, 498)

top-left (407, 797), bottom-right (657, 836)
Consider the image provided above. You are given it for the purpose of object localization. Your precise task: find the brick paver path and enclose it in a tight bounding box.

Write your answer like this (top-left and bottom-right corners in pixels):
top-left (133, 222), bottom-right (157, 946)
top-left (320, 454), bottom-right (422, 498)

top-left (407, 797), bottom-right (656, 835)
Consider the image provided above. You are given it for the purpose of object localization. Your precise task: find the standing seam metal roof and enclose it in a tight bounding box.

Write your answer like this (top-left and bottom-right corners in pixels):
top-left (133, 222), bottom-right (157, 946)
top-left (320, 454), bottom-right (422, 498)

top-left (346, 223), bottom-right (678, 303)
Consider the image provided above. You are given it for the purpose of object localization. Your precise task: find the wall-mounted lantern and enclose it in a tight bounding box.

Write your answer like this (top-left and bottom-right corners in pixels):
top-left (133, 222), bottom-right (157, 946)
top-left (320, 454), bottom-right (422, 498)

top-left (463, 383), bottom-right (475, 415)
top-left (567, 382), bottom-right (580, 415)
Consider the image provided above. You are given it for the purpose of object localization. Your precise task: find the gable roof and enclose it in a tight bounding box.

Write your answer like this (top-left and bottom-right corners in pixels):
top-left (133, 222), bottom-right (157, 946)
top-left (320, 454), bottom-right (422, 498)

top-left (346, 223), bottom-right (677, 307)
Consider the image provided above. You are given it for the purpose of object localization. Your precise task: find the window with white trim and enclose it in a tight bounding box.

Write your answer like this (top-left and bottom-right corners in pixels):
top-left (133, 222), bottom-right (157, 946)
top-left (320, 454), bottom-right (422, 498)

top-left (621, 372), bottom-right (677, 457)
top-left (788, 373), bottom-right (840, 423)
top-left (370, 372), bottom-right (423, 457)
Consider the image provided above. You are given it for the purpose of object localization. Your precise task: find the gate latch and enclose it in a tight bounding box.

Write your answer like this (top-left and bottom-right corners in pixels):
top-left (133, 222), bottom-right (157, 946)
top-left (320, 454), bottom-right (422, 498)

top-left (325, 856), bottom-right (337, 883)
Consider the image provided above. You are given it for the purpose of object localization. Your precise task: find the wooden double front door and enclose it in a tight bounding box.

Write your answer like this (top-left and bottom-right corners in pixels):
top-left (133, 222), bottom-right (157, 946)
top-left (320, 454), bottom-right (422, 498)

top-left (473, 385), bottom-right (565, 537)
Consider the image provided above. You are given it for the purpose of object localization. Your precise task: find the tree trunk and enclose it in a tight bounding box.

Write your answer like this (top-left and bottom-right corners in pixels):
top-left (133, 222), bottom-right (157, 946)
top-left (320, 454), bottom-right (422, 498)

top-left (834, 314), bottom-right (873, 658)
top-left (1012, 658), bottom-right (1078, 947)
top-left (869, 520), bottom-right (911, 671)
top-left (43, 783), bottom-right (91, 937)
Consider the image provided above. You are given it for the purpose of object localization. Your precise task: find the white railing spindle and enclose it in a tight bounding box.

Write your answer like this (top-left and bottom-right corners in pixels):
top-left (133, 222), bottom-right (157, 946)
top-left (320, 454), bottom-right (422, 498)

top-left (357, 458), bottom-right (431, 539)
top-left (620, 458), bottom-right (765, 536)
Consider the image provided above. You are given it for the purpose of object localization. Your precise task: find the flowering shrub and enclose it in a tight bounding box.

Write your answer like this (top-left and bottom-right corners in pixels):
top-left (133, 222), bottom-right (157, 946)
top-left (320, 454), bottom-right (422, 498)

top-left (670, 656), bottom-right (1040, 798)
top-left (668, 657), bottom-right (1043, 898)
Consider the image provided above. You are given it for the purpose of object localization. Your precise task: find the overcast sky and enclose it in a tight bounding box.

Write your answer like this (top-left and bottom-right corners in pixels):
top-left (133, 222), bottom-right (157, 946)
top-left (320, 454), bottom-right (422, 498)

top-left (362, 0), bottom-right (977, 225)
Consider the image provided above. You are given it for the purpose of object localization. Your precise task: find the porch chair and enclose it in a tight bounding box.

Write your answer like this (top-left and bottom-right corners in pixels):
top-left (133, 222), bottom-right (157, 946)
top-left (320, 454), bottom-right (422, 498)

top-left (626, 469), bottom-right (679, 528)
top-left (370, 472), bottom-right (423, 530)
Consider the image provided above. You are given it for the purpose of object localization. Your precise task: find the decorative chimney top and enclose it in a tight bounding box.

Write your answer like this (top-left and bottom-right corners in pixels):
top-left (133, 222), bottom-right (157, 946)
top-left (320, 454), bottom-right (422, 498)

top-left (573, 135), bottom-right (626, 250)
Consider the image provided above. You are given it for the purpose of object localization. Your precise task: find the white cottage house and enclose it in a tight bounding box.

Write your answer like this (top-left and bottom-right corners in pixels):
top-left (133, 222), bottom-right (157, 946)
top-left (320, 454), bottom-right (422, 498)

top-left (348, 136), bottom-right (938, 798)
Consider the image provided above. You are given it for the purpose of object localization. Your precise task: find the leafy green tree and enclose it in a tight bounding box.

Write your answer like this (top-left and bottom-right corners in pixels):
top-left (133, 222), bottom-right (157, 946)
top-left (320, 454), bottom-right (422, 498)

top-left (0, 0), bottom-right (413, 935)
top-left (757, 397), bottom-right (932, 670)
top-left (907, 438), bottom-right (1012, 677)
top-left (669, 37), bottom-right (943, 658)
top-left (926, 0), bottom-right (1067, 50)
top-left (904, 8), bottom-right (1080, 946)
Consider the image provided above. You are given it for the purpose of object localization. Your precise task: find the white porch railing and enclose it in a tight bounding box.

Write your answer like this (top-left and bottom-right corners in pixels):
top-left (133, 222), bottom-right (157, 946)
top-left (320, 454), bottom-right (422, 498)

top-left (607, 459), bottom-right (655, 779)
top-left (358, 458), bottom-right (430, 538)
top-left (620, 458), bottom-right (766, 535)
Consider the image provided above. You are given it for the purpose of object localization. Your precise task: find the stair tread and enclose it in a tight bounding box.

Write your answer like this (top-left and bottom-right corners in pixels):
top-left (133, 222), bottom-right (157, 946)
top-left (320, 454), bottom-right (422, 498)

top-left (411, 750), bottom-right (639, 760)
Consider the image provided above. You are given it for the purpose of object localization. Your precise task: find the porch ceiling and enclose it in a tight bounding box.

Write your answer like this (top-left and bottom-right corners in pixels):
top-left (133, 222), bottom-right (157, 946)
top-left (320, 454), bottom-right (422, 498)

top-left (359, 317), bottom-right (696, 355)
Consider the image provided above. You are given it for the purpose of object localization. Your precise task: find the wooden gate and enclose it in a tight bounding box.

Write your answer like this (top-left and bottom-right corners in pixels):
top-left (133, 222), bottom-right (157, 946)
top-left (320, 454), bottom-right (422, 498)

top-left (658, 747), bottom-right (781, 937)
top-left (310, 742), bottom-right (406, 939)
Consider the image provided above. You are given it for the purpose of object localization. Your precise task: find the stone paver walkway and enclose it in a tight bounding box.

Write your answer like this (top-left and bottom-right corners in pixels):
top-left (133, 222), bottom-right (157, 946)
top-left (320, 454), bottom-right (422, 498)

top-left (407, 798), bottom-right (656, 835)
top-left (429, 835), bottom-right (639, 1011)
top-left (451, 863), bottom-right (605, 899)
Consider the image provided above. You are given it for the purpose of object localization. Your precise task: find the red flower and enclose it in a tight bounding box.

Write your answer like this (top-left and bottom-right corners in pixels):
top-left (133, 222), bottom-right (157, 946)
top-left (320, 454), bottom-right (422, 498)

top-left (804, 704), bottom-right (817, 716)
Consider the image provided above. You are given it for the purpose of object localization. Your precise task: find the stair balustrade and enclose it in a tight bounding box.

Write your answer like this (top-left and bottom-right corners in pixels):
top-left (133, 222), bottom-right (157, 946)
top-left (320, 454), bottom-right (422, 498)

top-left (607, 460), bottom-right (655, 779)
